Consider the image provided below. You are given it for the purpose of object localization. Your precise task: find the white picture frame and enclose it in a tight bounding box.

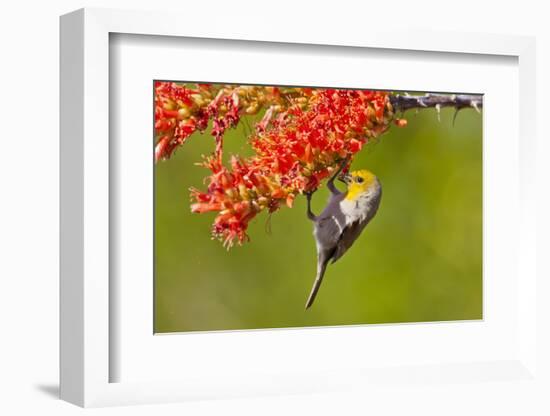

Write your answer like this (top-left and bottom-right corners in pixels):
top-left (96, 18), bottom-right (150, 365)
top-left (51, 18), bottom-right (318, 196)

top-left (60, 7), bottom-right (539, 408)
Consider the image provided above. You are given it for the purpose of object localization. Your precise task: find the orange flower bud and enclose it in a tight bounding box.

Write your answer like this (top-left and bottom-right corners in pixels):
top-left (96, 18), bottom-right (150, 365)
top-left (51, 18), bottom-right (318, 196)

top-left (245, 103), bottom-right (259, 115)
top-left (271, 188), bottom-right (286, 199)
top-left (286, 193), bottom-right (295, 208)
top-left (178, 107), bottom-right (190, 119)
top-left (394, 118), bottom-right (408, 127)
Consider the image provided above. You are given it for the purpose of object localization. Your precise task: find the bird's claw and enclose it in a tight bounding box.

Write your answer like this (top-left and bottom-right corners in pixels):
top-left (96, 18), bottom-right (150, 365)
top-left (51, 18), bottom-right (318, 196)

top-left (335, 154), bottom-right (351, 174)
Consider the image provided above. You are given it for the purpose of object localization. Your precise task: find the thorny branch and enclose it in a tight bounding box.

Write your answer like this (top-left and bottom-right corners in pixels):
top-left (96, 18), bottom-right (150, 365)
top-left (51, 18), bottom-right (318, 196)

top-left (390, 93), bottom-right (483, 113)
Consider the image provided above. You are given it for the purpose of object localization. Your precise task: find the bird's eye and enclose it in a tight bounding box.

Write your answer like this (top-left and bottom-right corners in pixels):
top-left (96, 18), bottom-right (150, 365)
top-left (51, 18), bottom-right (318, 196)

top-left (355, 177), bottom-right (364, 183)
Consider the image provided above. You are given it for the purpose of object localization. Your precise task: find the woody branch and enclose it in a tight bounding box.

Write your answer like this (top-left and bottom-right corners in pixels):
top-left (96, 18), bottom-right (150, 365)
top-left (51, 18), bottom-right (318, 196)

top-left (390, 93), bottom-right (483, 113)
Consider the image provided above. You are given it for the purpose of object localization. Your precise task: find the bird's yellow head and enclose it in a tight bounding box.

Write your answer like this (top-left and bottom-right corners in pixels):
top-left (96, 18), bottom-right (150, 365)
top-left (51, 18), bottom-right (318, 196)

top-left (341, 169), bottom-right (377, 201)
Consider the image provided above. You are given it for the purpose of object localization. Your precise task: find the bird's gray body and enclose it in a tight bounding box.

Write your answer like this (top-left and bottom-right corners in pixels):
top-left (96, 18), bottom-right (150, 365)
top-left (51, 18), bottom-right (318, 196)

top-left (314, 180), bottom-right (381, 264)
top-left (305, 173), bottom-right (381, 309)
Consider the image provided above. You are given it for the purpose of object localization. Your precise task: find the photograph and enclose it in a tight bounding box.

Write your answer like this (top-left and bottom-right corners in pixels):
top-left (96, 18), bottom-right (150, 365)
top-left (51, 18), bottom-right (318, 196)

top-left (154, 82), bottom-right (483, 333)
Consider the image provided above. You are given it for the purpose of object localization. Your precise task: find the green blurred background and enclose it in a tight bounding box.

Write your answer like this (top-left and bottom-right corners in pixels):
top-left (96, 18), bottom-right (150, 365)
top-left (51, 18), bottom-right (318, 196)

top-left (154, 89), bottom-right (482, 333)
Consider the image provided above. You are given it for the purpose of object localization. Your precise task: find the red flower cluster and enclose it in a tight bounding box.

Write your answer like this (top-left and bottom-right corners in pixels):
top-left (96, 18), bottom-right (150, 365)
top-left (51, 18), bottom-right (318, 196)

top-left (190, 156), bottom-right (282, 247)
top-left (251, 89), bottom-right (391, 194)
top-left (185, 87), bottom-right (395, 248)
top-left (154, 82), bottom-right (293, 162)
top-left (154, 82), bottom-right (216, 161)
top-left (154, 82), bottom-right (402, 247)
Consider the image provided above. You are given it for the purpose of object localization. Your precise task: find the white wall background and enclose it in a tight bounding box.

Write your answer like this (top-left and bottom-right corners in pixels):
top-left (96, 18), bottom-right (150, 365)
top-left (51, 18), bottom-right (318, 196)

top-left (0, 1), bottom-right (548, 415)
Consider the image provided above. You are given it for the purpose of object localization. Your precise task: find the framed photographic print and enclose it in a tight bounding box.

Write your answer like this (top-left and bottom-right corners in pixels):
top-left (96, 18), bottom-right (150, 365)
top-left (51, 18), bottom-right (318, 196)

top-left (60, 7), bottom-right (541, 409)
top-left (152, 81), bottom-right (483, 332)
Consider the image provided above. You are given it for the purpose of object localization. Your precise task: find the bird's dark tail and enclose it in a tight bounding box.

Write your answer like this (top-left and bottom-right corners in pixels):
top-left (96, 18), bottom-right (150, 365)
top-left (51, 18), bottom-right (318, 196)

top-left (305, 253), bottom-right (330, 309)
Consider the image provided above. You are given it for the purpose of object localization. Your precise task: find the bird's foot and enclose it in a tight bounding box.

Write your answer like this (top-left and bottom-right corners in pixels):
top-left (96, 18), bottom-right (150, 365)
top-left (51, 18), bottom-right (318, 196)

top-left (304, 190), bottom-right (315, 201)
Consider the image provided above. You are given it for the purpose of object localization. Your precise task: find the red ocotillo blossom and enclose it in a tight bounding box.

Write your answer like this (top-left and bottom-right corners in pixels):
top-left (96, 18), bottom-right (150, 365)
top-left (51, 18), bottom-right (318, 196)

top-left (155, 82), bottom-right (398, 248)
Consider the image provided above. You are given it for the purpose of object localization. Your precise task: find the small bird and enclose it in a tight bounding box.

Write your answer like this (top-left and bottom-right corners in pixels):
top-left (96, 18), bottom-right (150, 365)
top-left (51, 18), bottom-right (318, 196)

top-left (305, 159), bottom-right (382, 309)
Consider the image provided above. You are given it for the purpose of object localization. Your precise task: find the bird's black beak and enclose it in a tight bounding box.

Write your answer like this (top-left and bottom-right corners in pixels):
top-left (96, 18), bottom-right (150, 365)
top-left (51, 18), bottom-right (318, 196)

top-left (338, 172), bottom-right (352, 184)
